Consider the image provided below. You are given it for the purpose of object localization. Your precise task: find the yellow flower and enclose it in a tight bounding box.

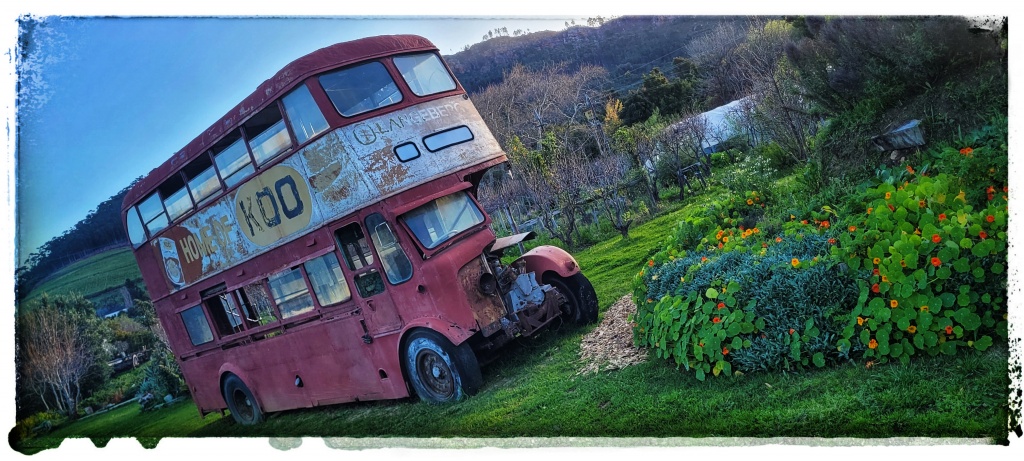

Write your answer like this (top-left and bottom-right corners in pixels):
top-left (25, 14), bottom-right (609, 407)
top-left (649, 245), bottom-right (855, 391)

top-left (885, 191), bottom-right (892, 200)
top-left (791, 258), bottom-right (800, 267)
top-left (890, 299), bottom-right (898, 308)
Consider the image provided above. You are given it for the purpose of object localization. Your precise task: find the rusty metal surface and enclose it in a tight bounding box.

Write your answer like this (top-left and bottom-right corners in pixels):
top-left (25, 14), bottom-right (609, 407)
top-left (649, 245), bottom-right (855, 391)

top-left (488, 231), bottom-right (536, 254)
top-left (457, 255), bottom-right (507, 337)
top-left (144, 96), bottom-right (503, 295)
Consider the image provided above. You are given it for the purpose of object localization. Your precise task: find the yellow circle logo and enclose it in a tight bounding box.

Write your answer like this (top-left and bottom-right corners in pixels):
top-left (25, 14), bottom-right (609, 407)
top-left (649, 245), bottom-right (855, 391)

top-left (234, 165), bottom-right (313, 247)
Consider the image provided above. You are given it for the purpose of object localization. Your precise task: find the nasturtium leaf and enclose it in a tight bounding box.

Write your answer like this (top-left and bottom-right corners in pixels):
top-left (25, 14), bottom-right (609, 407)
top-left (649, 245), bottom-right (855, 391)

top-left (981, 293), bottom-right (992, 304)
top-left (868, 297), bottom-right (885, 314)
top-left (890, 343), bottom-right (903, 358)
top-left (740, 322), bottom-right (754, 334)
top-left (961, 313), bottom-right (982, 331)
top-left (957, 293), bottom-right (970, 307)
top-left (937, 267), bottom-right (951, 280)
top-left (923, 331), bottom-right (938, 347)
top-left (974, 335), bottom-right (993, 351)
top-left (940, 293), bottom-right (956, 308)
top-left (913, 333), bottom-right (925, 349)
top-left (695, 368), bottom-right (706, 381)
top-left (727, 323), bottom-right (741, 336)
top-left (860, 328), bottom-right (871, 345)
top-left (727, 281), bottom-right (741, 294)
top-left (731, 336), bottom-right (742, 351)
top-left (917, 311), bottom-right (933, 330)
top-left (694, 344), bottom-right (704, 360)
top-left (705, 288), bottom-right (719, 299)
top-left (755, 318), bottom-right (765, 330)
top-left (972, 267), bottom-right (985, 280)
top-left (900, 283), bottom-right (913, 298)
top-left (875, 306), bottom-right (891, 322)
top-left (940, 341), bottom-right (957, 355)
top-left (812, 352), bottom-right (825, 367)
top-left (790, 340), bottom-right (801, 361)
top-left (953, 257), bottom-right (970, 273)
top-left (858, 282), bottom-right (869, 304)
top-left (837, 338), bottom-right (852, 352)
top-left (897, 317), bottom-right (911, 331)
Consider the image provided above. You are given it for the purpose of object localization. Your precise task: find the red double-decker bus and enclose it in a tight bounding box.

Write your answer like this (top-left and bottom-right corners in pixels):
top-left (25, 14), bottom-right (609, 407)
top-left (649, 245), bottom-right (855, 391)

top-left (121, 35), bottom-right (598, 424)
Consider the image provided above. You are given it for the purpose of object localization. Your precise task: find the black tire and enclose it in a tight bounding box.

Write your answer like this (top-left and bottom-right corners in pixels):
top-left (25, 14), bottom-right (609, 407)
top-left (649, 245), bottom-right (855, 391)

top-left (545, 272), bottom-right (599, 325)
top-left (402, 329), bottom-right (482, 404)
top-left (222, 374), bottom-right (264, 425)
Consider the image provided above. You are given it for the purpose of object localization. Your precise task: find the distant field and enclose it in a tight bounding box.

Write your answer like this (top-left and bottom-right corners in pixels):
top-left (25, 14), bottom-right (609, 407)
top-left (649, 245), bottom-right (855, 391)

top-left (22, 248), bottom-right (142, 306)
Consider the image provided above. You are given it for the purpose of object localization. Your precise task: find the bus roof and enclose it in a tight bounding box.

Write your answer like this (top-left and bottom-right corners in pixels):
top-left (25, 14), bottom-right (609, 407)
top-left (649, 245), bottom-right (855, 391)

top-left (122, 34), bottom-right (438, 211)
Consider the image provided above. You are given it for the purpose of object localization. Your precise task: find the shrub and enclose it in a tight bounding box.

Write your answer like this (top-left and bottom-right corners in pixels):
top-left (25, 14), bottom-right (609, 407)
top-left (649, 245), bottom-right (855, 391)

top-left (831, 172), bottom-right (1008, 363)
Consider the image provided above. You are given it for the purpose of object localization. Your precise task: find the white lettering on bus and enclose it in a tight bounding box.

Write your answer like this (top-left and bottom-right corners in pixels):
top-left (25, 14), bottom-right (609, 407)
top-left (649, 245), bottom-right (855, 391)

top-left (178, 215), bottom-right (232, 264)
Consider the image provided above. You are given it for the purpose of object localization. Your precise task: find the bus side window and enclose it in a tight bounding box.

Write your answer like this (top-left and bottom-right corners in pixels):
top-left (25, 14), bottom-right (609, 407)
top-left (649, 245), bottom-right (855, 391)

top-left (245, 103), bottom-right (292, 166)
top-left (267, 268), bottom-right (315, 319)
top-left (138, 192), bottom-right (169, 235)
top-left (365, 213), bottom-right (413, 284)
top-left (281, 84), bottom-right (329, 144)
top-left (205, 291), bottom-right (246, 337)
top-left (159, 172), bottom-right (193, 222)
top-left (335, 223), bottom-right (385, 298)
top-left (180, 305), bottom-right (214, 346)
top-left (183, 152), bottom-right (221, 206)
top-left (239, 281), bottom-right (277, 326)
top-left (303, 252), bottom-right (352, 307)
top-left (212, 131), bottom-right (255, 189)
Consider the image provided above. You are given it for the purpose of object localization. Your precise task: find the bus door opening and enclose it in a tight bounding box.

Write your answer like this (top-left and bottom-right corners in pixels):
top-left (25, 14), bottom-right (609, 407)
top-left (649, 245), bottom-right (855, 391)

top-left (333, 216), bottom-right (410, 337)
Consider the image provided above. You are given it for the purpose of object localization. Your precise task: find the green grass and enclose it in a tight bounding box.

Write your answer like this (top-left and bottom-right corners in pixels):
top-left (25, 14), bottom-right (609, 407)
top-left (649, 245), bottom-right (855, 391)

top-left (13, 184), bottom-right (1011, 453)
top-left (22, 247), bottom-right (142, 305)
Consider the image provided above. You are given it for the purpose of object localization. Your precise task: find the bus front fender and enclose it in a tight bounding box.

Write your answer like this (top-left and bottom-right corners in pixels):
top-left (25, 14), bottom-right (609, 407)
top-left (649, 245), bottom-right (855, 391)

top-left (516, 245), bottom-right (581, 280)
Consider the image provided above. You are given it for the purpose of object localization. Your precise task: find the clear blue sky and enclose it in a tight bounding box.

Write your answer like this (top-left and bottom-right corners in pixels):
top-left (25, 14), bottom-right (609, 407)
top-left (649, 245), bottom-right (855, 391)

top-left (13, 15), bottom-right (586, 265)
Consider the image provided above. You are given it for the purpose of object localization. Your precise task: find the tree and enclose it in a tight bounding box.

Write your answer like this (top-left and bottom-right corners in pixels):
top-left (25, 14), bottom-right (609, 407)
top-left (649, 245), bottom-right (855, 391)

top-left (17, 294), bottom-right (108, 419)
top-left (686, 21), bottom-right (748, 106)
top-left (591, 153), bottom-right (635, 238)
top-left (613, 111), bottom-right (666, 211)
top-left (621, 67), bottom-right (696, 125)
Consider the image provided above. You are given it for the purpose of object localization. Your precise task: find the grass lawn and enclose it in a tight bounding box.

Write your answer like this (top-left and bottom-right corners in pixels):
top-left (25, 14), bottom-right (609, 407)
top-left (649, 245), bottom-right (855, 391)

top-left (22, 247), bottom-right (142, 305)
top-left (13, 189), bottom-right (1011, 453)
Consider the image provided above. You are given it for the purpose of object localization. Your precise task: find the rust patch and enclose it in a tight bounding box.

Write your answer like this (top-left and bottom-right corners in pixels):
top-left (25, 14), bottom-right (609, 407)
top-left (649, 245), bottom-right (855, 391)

top-left (362, 140), bottom-right (410, 192)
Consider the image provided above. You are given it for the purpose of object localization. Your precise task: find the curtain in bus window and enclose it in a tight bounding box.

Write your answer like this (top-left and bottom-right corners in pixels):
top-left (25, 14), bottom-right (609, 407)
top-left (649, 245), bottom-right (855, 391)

top-left (180, 305), bottom-right (214, 346)
top-left (393, 53), bottom-right (456, 97)
top-left (365, 213), bottom-right (413, 284)
top-left (319, 62), bottom-right (402, 117)
top-left (268, 268), bottom-right (314, 319)
top-left (303, 252), bottom-right (351, 306)
top-left (282, 85), bottom-right (329, 144)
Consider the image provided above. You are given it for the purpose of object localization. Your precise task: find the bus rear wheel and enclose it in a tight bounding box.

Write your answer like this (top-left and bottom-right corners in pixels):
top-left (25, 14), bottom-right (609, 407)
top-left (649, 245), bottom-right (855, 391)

top-left (545, 272), bottom-right (599, 325)
top-left (403, 329), bottom-right (482, 404)
top-left (222, 374), bottom-right (264, 425)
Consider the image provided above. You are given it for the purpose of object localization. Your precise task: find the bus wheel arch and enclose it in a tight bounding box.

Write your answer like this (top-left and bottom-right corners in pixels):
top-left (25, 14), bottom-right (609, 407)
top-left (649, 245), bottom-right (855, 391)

top-left (399, 327), bottom-right (482, 403)
top-left (542, 271), bottom-right (599, 325)
top-left (220, 372), bottom-right (265, 425)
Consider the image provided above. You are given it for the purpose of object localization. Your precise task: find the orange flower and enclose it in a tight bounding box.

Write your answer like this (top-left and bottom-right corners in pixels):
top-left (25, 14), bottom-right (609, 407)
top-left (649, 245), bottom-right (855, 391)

top-left (899, 260), bottom-right (907, 268)
top-left (865, 360), bottom-right (875, 369)
top-left (931, 257), bottom-right (942, 267)
top-left (885, 191), bottom-right (892, 200)
top-left (648, 260), bottom-right (654, 267)
top-left (801, 220), bottom-right (808, 225)
top-left (647, 299), bottom-right (653, 304)
top-left (701, 256), bottom-right (708, 262)
top-left (890, 299), bottom-right (898, 308)
top-left (857, 316), bottom-right (864, 326)
top-left (775, 237), bottom-right (783, 243)
top-left (873, 257), bottom-right (881, 265)
top-left (791, 258), bottom-right (800, 267)
top-left (747, 199), bottom-right (754, 205)
top-left (723, 236), bottom-right (729, 243)
top-left (986, 215), bottom-right (995, 223)
top-left (871, 283), bottom-right (880, 293)
top-left (712, 317), bottom-right (721, 324)
top-left (918, 200), bottom-right (926, 208)
top-left (920, 305), bottom-right (929, 312)
top-left (960, 147), bottom-right (973, 155)
top-left (753, 227), bottom-right (760, 234)
top-left (821, 220), bottom-right (830, 229)
top-left (718, 242), bottom-right (724, 249)
top-left (979, 230), bottom-right (988, 240)
top-left (717, 302), bottom-right (725, 310)
top-left (881, 275), bottom-right (889, 283)
top-left (849, 225), bottom-right (857, 232)
top-left (907, 325), bottom-right (917, 334)
top-left (867, 207), bottom-right (873, 215)
top-left (888, 204), bottom-right (895, 211)
top-left (872, 268), bottom-right (879, 276)
top-left (868, 339), bottom-right (878, 349)
top-left (906, 165), bottom-right (915, 174)
top-left (762, 242), bottom-right (768, 248)
top-left (932, 234), bottom-right (941, 244)
top-left (722, 347), bottom-right (730, 355)
top-left (828, 238), bottom-right (836, 245)
top-left (789, 328), bottom-right (795, 335)
top-left (944, 325), bottom-right (953, 335)
top-left (938, 213), bottom-right (947, 221)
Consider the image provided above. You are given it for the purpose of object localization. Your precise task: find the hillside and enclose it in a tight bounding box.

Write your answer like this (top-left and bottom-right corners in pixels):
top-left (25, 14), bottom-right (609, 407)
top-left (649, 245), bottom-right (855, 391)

top-left (446, 16), bottom-right (749, 94)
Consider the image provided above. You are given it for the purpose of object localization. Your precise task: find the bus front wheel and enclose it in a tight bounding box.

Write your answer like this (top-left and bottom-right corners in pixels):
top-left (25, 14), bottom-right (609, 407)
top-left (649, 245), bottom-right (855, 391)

top-left (222, 374), bottom-right (264, 425)
top-left (403, 329), bottom-right (482, 404)
top-left (545, 272), bottom-right (599, 325)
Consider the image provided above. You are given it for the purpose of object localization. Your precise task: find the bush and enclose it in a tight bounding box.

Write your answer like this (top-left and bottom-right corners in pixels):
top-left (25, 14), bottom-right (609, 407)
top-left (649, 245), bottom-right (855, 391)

top-left (138, 350), bottom-right (185, 410)
top-left (831, 172), bottom-right (1007, 363)
top-left (12, 411), bottom-right (63, 441)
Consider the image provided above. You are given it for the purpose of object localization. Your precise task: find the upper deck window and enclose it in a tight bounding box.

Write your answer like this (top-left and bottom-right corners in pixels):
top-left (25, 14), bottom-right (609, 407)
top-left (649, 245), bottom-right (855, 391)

top-left (245, 104), bottom-right (292, 165)
top-left (126, 207), bottom-right (146, 247)
top-left (138, 192), bottom-right (169, 235)
top-left (182, 153), bottom-right (221, 206)
top-left (160, 173), bottom-right (192, 222)
top-left (319, 62), bottom-right (402, 117)
top-left (281, 85), bottom-right (329, 144)
top-left (393, 53), bottom-right (456, 97)
top-left (212, 132), bottom-right (255, 189)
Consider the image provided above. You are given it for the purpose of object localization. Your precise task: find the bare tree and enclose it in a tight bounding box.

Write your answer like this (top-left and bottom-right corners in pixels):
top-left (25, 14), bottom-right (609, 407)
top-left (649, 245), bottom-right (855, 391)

top-left (686, 21), bottom-right (748, 105)
top-left (591, 153), bottom-right (635, 238)
top-left (613, 113), bottom-right (665, 211)
top-left (512, 141), bottom-right (595, 250)
top-left (18, 297), bottom-right (102, 418)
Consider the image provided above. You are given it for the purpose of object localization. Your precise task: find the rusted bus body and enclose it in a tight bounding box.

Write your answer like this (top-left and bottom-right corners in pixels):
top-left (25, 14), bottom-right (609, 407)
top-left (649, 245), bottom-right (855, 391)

top-left (122, 35), bottom-right (597, 424)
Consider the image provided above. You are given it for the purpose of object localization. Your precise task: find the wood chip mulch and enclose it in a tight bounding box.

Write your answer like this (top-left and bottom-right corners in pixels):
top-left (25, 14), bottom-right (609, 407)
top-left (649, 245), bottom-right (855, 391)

top-left (578, 295), bottom-right (648, 375)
